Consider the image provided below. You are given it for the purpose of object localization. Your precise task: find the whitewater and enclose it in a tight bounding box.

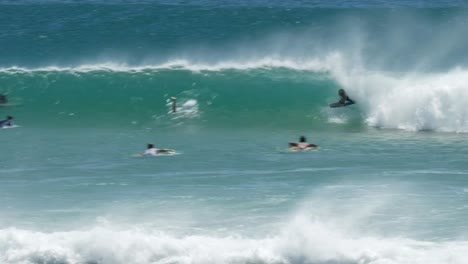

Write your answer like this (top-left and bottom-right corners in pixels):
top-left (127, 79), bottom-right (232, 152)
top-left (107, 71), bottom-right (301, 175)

top-left (1, 1), bottom-right (468, 264)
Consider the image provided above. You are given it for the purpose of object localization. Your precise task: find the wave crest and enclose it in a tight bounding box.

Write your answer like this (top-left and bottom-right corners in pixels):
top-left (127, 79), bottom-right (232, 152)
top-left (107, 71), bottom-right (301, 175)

top-left (0, 54), bottom-right (343, 73)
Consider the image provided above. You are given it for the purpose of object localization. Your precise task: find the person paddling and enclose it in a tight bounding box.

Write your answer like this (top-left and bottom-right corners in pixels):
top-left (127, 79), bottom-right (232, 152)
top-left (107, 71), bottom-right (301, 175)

top-left (143, 143), bottom-right (175, 156)
top-left (288, 136), bottom-right (318, 151)
top-left (0, 95), bottom-right (7, 104)
top-left (0, 116), bottom-right (14, 128)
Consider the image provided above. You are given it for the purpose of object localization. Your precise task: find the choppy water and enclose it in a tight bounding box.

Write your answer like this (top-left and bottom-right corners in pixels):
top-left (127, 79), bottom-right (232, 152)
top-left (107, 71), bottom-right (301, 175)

top-left (1, 1), bottom-right (468, 264)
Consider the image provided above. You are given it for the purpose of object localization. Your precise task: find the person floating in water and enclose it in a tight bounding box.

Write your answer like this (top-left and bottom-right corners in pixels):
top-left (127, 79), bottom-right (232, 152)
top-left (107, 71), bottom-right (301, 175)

top-left (143, 143), bottom-right (175, 156)
top-left (338, 89), bottom-right (354, 106)
top-left (0, 116), bottom-right (14, 128)
top-left (288, 136), bottom-right (318, 151)
top-left (170, 97), bottom-right (177, 113)
top-left (0, 94), bottom-right (7, 104)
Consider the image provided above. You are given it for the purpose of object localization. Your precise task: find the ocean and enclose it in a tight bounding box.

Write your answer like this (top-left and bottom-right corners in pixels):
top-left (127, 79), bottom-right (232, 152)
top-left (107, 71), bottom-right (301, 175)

top-left (1, 1), bottom-right (468, 263)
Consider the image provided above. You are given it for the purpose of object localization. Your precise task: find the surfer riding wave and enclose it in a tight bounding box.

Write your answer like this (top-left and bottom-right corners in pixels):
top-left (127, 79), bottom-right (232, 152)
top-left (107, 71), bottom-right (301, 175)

top-left (330, 89), bottom-right (355, 108)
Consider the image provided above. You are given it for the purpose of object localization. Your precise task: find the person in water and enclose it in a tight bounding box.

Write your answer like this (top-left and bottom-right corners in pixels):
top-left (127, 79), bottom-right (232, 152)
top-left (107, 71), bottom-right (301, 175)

top-left (0, 94), bottom-right (7, 104)
top-left (338, 89), bottom-right (355, 106)
top-left (288, 136), bottom-right (318, 150)
top-left (143, 143), bottom-right (174, 156)
top-left (0, 116), bottom-right (14, 128)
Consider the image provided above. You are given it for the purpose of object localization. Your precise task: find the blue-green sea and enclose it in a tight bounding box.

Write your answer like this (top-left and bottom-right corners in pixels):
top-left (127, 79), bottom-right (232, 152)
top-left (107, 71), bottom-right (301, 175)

top-left (1, 1), bottom-right (468, 263)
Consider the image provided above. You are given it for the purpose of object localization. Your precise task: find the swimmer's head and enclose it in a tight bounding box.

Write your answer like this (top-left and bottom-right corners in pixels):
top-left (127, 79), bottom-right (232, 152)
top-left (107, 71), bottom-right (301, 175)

top-left (338, 89), bottom-right (345, 96)
top-left (147, 143), bottom-right (154, 149)
top-left (299, 136), bottom-right (306, 142)
top-left (6, 116), bottom-right (13, 120)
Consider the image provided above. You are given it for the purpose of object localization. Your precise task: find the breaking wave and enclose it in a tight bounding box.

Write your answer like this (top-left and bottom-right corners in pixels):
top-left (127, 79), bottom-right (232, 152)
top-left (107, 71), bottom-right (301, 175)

top-left (1, 214), bottom-right (467, 264)
top-left (2, 54), bottom-right (468, 132)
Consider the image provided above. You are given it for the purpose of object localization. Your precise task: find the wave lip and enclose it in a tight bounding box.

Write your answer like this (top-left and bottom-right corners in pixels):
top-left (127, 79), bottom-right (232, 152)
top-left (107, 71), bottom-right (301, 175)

top-left (0, 54), bottom-right (344, 73)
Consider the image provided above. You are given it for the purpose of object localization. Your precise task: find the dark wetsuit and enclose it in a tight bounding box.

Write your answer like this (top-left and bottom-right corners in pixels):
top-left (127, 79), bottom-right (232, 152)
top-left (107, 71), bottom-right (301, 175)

top-left (339, 94), bottom-right (354, 104)
top-left (0, 119), bottom-right (13, 128)
top-left (0, 95), bottom-right (7, 104)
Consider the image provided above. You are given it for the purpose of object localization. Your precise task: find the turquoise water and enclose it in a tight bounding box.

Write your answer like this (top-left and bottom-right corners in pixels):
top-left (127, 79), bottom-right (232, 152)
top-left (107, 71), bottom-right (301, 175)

top-left (1, 1), bottom-right (468, 263)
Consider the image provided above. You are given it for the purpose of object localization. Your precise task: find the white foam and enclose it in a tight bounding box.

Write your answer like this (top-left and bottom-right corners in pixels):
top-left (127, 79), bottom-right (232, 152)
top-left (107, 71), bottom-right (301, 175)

top-left (333, 68), bottom-right (468, 133)
top-left (0, 54), bottom-right (342, 73)
top-left (0, 125), bottom-right (19, 129)
top-left (167, 98), bottom-right (200, 120)
top-left (1, 215), bottom-right (467, 264)
top-left (322, 107), bottom-right (350, 124)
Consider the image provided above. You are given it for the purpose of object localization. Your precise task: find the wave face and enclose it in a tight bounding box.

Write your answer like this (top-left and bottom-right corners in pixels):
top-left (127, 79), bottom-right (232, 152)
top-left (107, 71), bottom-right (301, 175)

top-left (2, 2), bottom-right (468, 131)
top-left (0, 66), bottom-right (340, 128)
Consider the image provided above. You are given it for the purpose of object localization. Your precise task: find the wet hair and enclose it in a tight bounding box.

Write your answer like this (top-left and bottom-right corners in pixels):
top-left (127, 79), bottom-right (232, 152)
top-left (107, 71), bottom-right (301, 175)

top-left (147, 143), bottom-right (154, 149)
top-left (299, 136), bottom-right (306, 142)
top-left (338, 89), bottom-right (345, 95)
top-left (6, 116), bottom-right (13, 120)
